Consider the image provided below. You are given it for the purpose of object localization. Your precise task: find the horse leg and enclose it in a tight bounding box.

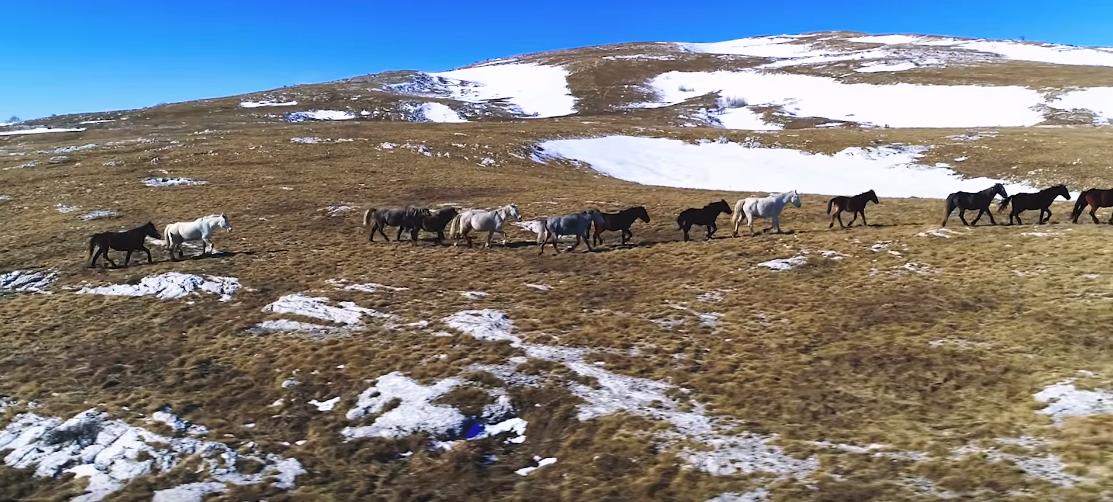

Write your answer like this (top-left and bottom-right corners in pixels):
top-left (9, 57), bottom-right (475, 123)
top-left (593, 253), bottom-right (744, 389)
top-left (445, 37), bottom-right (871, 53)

top-left (485, 230), bottom-right (494, 248)
top-left (463, 228), bottom-right (473, 248)
top-left (368, 223), bottom-right (378, 242)
top-left (733, 214), bottom-right (743, 237)
top-left (395, 226), bottom-right (404, 242)
top-left (706, 223), bottom-right (716, 240)
top-left (748, 215), bottom-right (756, 237)
top-left (103, 250), bottom-right (118, 269)
top-left (583, 232), bottom-right (593, 252)
top-left (681, 223), bottom-right (690, 242)
top-left (568, 234), bottom-right (581, 251)
top-left (1091, 207), bottom-right (1100, 224)
top-left (202, 238), bottom-right (213, 256)
top-left (622, 229), bottom-right (632, 245)
top-left (771, 215), bottom-right (782, 234)
top-left (143, 246), bottom-right (153, 264)
top-left (959, 209), bottom-right (971, 226)
top-left (859, 211), bottom-right (868, 227)
top-left (124, 250), bottom-right (133, 267)
top-left (845, 211), bottom-right (855, 228)
top-left (378, 224), bottom-right (390, 242)
top-left (89, 246), bottom-right (102, 268)
top-left (1040, 208), bottom-right (1050, 224)
top-left (986, 208), bottom-right (997, 225)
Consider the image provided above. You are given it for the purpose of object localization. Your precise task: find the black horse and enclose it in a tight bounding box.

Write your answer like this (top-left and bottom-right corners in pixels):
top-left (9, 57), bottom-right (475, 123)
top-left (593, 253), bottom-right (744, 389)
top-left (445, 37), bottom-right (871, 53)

top-left (1071, 188), bottom-right (1113, 224)
top-left (997, 184), bottom-right (1070, 225)
top-left (363, 206), bottom-right (430, 242)
top-left (400, 207), bottom-right (459, 244)
top-left (592, 206), bottom-right (650, 246)
top-left (88, 222), bottom-right (161, 268)
top-left (942, 183), bottom-right (1008, 227)
top-left (677, 199), bottom-right (732, 241)
top-left (826, 189), bottom-right (879, 228)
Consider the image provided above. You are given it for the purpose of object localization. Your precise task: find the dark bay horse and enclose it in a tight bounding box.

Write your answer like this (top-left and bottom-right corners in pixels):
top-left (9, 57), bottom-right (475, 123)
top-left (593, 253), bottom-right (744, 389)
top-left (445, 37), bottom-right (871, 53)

top-left (677, 199), bottom-right (732, 241)
top-left (363, 206), bottom-right (430, 242)
top-left (942, 183), bottom-right (1008, 227)
top-left (1071, 188), bottom-right (1113, 224)
top-left (401, 207), bottom-right (459, 244)
top-left (592, 206), bottom-right (650, 246)
top-left (997, 185), bottom-right (1070, 225)
top-left (827, 189), bottom-right (879, 228)
top-left (88, 222), bottom-right (161, 268)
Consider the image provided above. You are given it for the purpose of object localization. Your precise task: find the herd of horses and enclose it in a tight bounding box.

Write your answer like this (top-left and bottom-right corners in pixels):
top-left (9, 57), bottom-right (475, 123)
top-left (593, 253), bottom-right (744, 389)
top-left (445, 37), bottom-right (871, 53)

top-left (83, 186), bottom-right (1113, 267)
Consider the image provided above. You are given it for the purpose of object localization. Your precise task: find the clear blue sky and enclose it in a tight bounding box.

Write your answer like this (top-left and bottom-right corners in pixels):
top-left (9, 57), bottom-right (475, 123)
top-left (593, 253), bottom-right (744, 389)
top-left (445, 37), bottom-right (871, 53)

top-left (4, 1), bottom-right (1111, 120)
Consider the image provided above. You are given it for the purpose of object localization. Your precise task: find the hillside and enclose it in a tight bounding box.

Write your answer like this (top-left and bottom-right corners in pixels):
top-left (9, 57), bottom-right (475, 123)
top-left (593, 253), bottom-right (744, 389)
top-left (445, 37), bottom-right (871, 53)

top-left (2, 32), bottom-right (1113, 501)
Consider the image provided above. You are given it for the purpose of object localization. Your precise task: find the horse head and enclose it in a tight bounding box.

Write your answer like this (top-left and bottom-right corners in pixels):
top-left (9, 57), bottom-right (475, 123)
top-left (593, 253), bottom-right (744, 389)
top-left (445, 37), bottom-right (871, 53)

top-left (716, 199), bottom-right (732, 214)
top-left (992, 184), bottom-right (1008, 199)
top-left (219, 213), bottom-right (232, 231)
top-left (1054, 185), bottom-right (1071, 200)
top-left (635, 206), bottom-right (651, 223)
top-left (868, 189), bottom-right (879, 204)
top-left (505, 204), bottom-right (522, 221)
top-left (789, 190), bottom-right (801, 208)
top-left (143, 221), bottom-right (160, 238)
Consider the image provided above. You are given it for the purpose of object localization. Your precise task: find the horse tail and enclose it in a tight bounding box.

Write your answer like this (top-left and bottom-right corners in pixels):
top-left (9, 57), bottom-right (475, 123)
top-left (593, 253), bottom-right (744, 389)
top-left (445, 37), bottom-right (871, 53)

top-left (826, 198), bottom-right (835, 215)
top-left (676, 214), bottom-right (684, 230)
top-left (87, 236), bottom-right (96, 257)
top-left (1071, 191), bottom-right (1089, 222)
top-left (362, 208), bottom-right (373, 227)
top-left (996, 196), bottom-right (1012, 214)
top-left (446, 214), bottom-right (462, 238)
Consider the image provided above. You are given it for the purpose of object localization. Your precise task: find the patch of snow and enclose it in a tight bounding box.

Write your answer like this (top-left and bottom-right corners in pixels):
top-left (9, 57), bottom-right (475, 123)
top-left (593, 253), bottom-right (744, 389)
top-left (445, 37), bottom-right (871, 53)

top-left (309, 397), bottom-right (340, 412)
top-left (148, 407), bottom-right (208, 436)
top-left (285, 110), bottom-right (355, 122)
top-left (706, 488), bottom-right (769, 502)
top-left (50, 143), bottom-right (97, 154)
top-left (55, 203), bottom-right (79, 213)
top-left (0, 127), bottom-right (86, 136)
top-left (240, 99), bottom-right (298, 108)
top-left (535, 136), bottom-right (1034, 198)
top-left (645, 70), bottom-right (1045, 128)
top-left (327, 279), bottom-right (408, 293)
top-left (524, 283), bottom-right (551, 291)
top-left (0, 409), bottom-right (303, 502)
top-left (250, 320), bottom-right (341, 337)
top-left (846, 34), bottom-right (926, 45)
top-left (697, 290), bottom-right (725, 303)
top-left (78, 273), bottom-right (240, 302)
top-left (917, 228), bottom-right (966, 238)
top-left (0, 270), bottom-right (57, 294)
top-left (80, 210), bottom-right (117, 221)
top-left (290, 136), bottom-right (354, 144)
top-left (756, 256), bottom-right (808, 271)
top-left (152, 482), bottom-right (227, 502)
top-left (78, 119), bottom-right (116, 125)
top-left (443, 309), bottom-right (521, 344)
top-left (1034, 380), bottom-right (1113, 424)
top-left (900, 262), bottom-right (935, 275)
top-left (142, 177), bottom-right (207, 187)
top-left (514, 456), bottom-right (556, 476)
top-left (342, 372), bottom-right (464, 439)
top-left (678, 36), bottom-right (824, 59)
top-left (461, 291), bottom-right (489, 300)
top-left (413, 64), bottom-right (576, 118)
top-left (262, 293), bottom-right (392, 326)
top-left (322, 204), bottom-right (356, 217)
top-left (1050, 87), bottom-right (1113, 124)
top-left (855, 61), bottom-right (918, 73)
top-left (412, 102), bottom-right (467, 123)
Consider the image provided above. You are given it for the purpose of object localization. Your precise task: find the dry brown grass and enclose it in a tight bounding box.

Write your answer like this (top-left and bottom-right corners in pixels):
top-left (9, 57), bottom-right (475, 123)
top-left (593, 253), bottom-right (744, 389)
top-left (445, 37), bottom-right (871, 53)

top-left (3, 78), bottom-right (1113, 501)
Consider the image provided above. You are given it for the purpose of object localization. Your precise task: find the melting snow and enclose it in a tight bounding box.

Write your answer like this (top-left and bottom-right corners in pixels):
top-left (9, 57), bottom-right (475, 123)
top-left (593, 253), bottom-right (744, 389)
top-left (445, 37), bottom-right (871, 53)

top-left (0, 127), bottom-right (86, 136)
top-left (646, 71), bottom-right (1045, 128)
top-left (55, 203), bottom-right (79, 213)
top-left (514, 456), bottom-right (557, 476)
top-left (309, 397), bottom-right (340, 412)
top-left (78, 273), bottom-right (240, 302)
top-left (706, 488), bottom-right (770, 502)
top-left (412, 102), bottom-right (467, 123)
top-left (327, 279), bottom-right (409, 293)
top-left (444, 310), bottom-right (817, 478)
top-left (535, 136), bottom-right (1034, 198)
top-left (0, 270), bottom-right (57, 294)
top-left (409, 63), bottom-right (576, 118)
top-left (461, 291), bottom-right (489, 300)
top-left (152, 482), bottom-right (227, 502)
top-left (756, 256), bottom-right (808, 271)
top-left (147, 407), bottom-right (208, 436)
top-left (80, 210), bottom-right (118, 221)
top-left (1050, 87), bottom-right (1113, 124)
top-left (239, 99), bottom-right (298, 108)
top-left (524, 283), bottom-right (552, 291)
top-left (50, 143), bottom-right (97, 154)
top-left (142, 177), bottom-right (207, 187)
top-left (0, 409), bottom-right (303, 502)
top-left (855, 61), bottom-right (918, 73)
top-left (1034, 380), bottom-right (1113, 424)
top-left (262, 293), bottom-right (392, 326)
top-left (286, 110), bottom-right (356, 122)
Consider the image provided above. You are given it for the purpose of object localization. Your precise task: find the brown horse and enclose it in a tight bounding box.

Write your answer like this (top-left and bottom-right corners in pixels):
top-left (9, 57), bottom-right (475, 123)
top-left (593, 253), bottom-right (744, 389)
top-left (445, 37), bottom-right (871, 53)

top-left (997, 185), bottom-right (1070, 225)
top-left (827, 189), bottom-right (879, 228)
top-left (592, 206), bottom-right (650, 246)
top-left (1071, 188), bottom-right (1113, 224)
top-left (88, 222), bottom-right (161, 268)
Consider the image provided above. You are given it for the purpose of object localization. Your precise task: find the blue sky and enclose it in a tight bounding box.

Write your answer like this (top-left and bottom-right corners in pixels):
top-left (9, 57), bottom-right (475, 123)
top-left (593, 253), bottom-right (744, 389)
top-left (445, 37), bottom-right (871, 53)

top-left (4, 1), bottom-right (1112, 120)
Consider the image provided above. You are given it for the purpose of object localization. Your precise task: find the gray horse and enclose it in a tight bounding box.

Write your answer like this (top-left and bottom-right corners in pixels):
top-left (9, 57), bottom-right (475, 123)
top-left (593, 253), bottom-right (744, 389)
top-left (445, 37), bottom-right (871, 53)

top-left (539, 209), bottom-right (603, 255)
top-left (363, 206), bottom-right (430, 242)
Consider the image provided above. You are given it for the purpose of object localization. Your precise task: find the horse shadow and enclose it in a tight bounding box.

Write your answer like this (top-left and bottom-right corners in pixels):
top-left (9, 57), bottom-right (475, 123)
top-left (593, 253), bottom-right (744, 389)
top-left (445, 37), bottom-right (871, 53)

top-left (176, 249), bottom-right (275, 261)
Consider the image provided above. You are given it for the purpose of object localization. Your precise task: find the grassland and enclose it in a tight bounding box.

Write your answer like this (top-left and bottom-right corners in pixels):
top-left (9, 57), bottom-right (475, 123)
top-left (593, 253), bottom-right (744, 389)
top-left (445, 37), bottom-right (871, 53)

top-left (2, 113), bottom-right (1112, 501)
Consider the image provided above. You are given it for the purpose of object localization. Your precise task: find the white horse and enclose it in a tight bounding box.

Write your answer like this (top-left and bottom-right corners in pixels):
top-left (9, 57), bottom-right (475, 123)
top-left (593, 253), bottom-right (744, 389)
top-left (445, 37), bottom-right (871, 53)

top-left (164, 213), bottom-right (232, 260)
top-left (447, 204), bottom-right (521, 247)
top-left (732, 191), bottom-right (801, 236)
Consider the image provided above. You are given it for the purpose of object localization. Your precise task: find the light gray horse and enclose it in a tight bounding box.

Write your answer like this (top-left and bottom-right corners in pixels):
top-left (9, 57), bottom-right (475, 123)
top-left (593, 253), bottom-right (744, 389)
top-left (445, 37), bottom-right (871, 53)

top-left (732, 190), bottom-right (801, 236)
top-left (538, 210), bottom-right (603, 255)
